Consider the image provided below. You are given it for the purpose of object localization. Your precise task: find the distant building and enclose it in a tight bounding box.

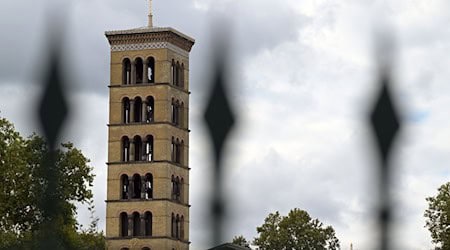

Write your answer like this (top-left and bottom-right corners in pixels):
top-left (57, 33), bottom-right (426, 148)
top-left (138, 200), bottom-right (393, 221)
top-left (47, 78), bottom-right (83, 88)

top-left (104, 1), bottom-right (195, 249)
top-left (208, 243), bottom-right (251, 250)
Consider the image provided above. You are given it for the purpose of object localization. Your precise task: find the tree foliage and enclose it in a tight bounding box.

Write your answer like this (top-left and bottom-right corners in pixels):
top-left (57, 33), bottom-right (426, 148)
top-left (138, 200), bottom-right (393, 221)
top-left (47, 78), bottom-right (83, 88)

top-left (232, 235), bottom-right (251, 248)
top-left (425, 182), bottom-right (450, 250)
top-left (0, 116), bottom-right (104, 249)
top-left (253, 208), bottom-right (340, 250)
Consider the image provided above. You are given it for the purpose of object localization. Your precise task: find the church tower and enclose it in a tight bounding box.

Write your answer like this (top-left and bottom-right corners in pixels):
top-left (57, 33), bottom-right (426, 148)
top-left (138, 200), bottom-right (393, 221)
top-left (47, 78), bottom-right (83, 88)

top-left (105, 2), bottom-right (194, 249)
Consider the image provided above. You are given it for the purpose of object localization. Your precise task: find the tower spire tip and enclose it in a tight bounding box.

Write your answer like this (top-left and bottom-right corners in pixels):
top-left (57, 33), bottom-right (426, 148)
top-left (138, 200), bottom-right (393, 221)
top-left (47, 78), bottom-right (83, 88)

top-left (148, 0), bottom-right (153, 27)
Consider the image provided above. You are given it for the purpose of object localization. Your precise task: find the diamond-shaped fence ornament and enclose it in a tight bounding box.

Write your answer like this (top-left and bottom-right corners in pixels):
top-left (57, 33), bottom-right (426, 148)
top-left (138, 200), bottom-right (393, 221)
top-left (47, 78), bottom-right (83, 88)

top-left (35, 35), bottom-right (69, 249)
top-left (369, 71), bottom-right (402, 250)
top-left (370, 75), bottom-right (400, 164)
top-left (204, 45), bottom-right (235, 246)
top-left (38, 43), bottom-right (68, 149)
top-left (204, 61), bottom-right (235, 164)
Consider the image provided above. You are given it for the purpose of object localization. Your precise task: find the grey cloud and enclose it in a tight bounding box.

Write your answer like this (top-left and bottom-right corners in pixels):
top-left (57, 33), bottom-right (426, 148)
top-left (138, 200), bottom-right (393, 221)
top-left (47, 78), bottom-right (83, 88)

top-left (4, 1), bottom-right (450, 249)
top-left (0, 0), bottom-right (309, 103)
top-left (0, 0), bottom-right (49, 83)
top-left (206, 0), bottom-right (308, 56)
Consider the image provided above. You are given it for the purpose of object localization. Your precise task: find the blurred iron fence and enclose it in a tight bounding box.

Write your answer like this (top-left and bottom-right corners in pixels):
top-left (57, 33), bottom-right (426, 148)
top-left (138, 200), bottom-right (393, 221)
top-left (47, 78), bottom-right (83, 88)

top-left (18, 13), bottom-right (401, 250)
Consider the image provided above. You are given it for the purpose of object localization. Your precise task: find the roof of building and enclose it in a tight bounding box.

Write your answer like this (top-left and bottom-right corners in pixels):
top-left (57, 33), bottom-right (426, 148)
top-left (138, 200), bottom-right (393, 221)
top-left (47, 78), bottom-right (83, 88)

top-left (208, 243), bottom-right (250, 250)
top-left (105, 26), bottom-right (195, 43)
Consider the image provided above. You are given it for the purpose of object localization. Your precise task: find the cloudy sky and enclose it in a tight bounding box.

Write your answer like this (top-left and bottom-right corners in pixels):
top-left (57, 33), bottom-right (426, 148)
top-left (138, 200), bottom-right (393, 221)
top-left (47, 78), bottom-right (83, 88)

top-left (2, 0), bottom-right (450, 249)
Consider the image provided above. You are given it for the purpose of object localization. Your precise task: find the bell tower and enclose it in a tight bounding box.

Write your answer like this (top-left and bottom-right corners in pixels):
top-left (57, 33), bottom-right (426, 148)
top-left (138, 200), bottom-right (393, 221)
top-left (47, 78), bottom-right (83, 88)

top-left (105, 2), bottom-right (195, 249)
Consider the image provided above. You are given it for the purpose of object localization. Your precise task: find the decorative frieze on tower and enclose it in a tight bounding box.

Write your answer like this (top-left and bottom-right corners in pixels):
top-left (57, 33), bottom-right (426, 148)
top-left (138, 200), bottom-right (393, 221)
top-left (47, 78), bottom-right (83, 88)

top-left (104, 3), bottom-right (194, 249)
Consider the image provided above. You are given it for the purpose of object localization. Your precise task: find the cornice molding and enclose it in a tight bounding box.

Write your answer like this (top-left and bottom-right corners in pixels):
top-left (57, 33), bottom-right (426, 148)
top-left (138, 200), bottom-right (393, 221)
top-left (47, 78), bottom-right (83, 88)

top-left (106, 235), bottom-right (191, 244)
top-left (106, 161), bottom-right (191, 170)
top-left (108, 82), bottom-right (190, 95)
top-left (106, 29), bottom-right (194, 53)
top-left (105, 198), bottom-right (191, 208)
top-left (111, 41), bottom-right (190, 57)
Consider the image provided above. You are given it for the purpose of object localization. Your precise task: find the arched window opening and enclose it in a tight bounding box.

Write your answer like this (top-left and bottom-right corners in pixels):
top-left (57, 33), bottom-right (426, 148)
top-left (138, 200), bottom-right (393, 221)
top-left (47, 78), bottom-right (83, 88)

top-left (144, 135), bottom-right (153, 162)
top-left (174, 101), bottom-right (180, 126)
top-left (180, 63), bottom-right (185, 88)
top-left (171, 60), bottom-right (176, 85)
top-left (145, 96), bottom-right (154, 123)
top-left (132, 212), bottom-right (140, 236)
top-left (121, 175), bottom-right (129, 199)
top-left (170, 138), bottom-right (182, 164)
top-left (121, 248), bottom-right (130, 250)
top-left (144, 173), bottom-right (153, 199)
top-left (171, 100), bottom-right (177, 125)
top-left (171, 213), bottom-right (176, 237)
top-left (171, 137), bottom-right (175, 162)
top-left (133, 98), bottom-right (142, 123)
top-left (132, 174), bottom-right (141, 199)
top-left (180, 102), bottom-right (184, 128)
top-left (171, 176), bottom-right (182, 202)
top-left (142, 248), bottom-right (151, 250)
top-left (133, 136), bottom-right (142, 162)
top-left (136, 58), bottom-right (144, 84)
top-left (123, 98), bottom-right (130, 124)
top-left (122, 59), bottom-right (131, 85)
top-left (147, 57), bottom-right (155, 83)
top-left (120, 212), bottom-right (128, 237)
top-left (171, 99), bottom-right (184, 126)
top-left (175, 139), bottom-right (181, 164)
top-left (175, 176), bottom-right (181, 201)
top-left (175, 62), bottom-right (181, 87)
top-left (122, 137), bottom-right (130, 162)
top-left (144, 211), bottom-right (152, 236)
top-left (180, 216), bottom-right (185, 240)
top-left (171, 175), bottom-right (176, 200)
top-left (175, 215), bottom-right (180, 239)
top-left (180, 140), bottom-right (184, 165)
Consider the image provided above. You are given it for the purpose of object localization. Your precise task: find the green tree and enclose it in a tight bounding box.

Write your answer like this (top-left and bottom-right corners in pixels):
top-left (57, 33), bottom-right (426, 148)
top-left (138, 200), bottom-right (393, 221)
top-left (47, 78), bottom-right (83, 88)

top-left (253, 208), bottom-right (340, 250)
top-left (425, 182), bottom-right (450, 250)
top-left (0, 116), bottom-right (104, 249)
top-left (232, 235), bottom-right (251, 248)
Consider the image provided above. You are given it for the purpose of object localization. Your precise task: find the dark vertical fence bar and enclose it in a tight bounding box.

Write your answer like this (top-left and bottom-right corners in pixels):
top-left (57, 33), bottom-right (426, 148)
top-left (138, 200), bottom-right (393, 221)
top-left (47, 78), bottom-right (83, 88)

top-left (36, 25), bottom-right (69, 249)
top-left (204, 39), bottom-right (235, 246)
top-left (369, 36), bottom-right (402, 250)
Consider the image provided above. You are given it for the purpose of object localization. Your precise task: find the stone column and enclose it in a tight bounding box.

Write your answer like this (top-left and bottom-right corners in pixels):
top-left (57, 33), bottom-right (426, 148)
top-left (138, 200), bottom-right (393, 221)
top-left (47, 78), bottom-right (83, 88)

top-left (149, 141), bottom-right (153, 162)
top-left (143, 61), bottom-right (149, 84)
top-left (129, 177), bottom-right (135, 198)
top-left (171, 64), bottom-right (174, 85)
top-left (128, 177), bottom-right (132, 199)
top-left (128, 215), bottom-right (133, 236)
top-left (138, 141), bottom-right (144, 161)
top-left (130, 140), bottom-right (135, 162)
top-left (142, 101), bottom-right (147, 122)
top-left (130, 100), bottom-right (135, 123)
top-left (131, 61), bottom-right (136, 84)
top-left (140, 214), bottom-right (146, 236)
top-left (141, 176), bottom-right (145, 199)
top-left (171, 141), bottom-right (175, 162)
